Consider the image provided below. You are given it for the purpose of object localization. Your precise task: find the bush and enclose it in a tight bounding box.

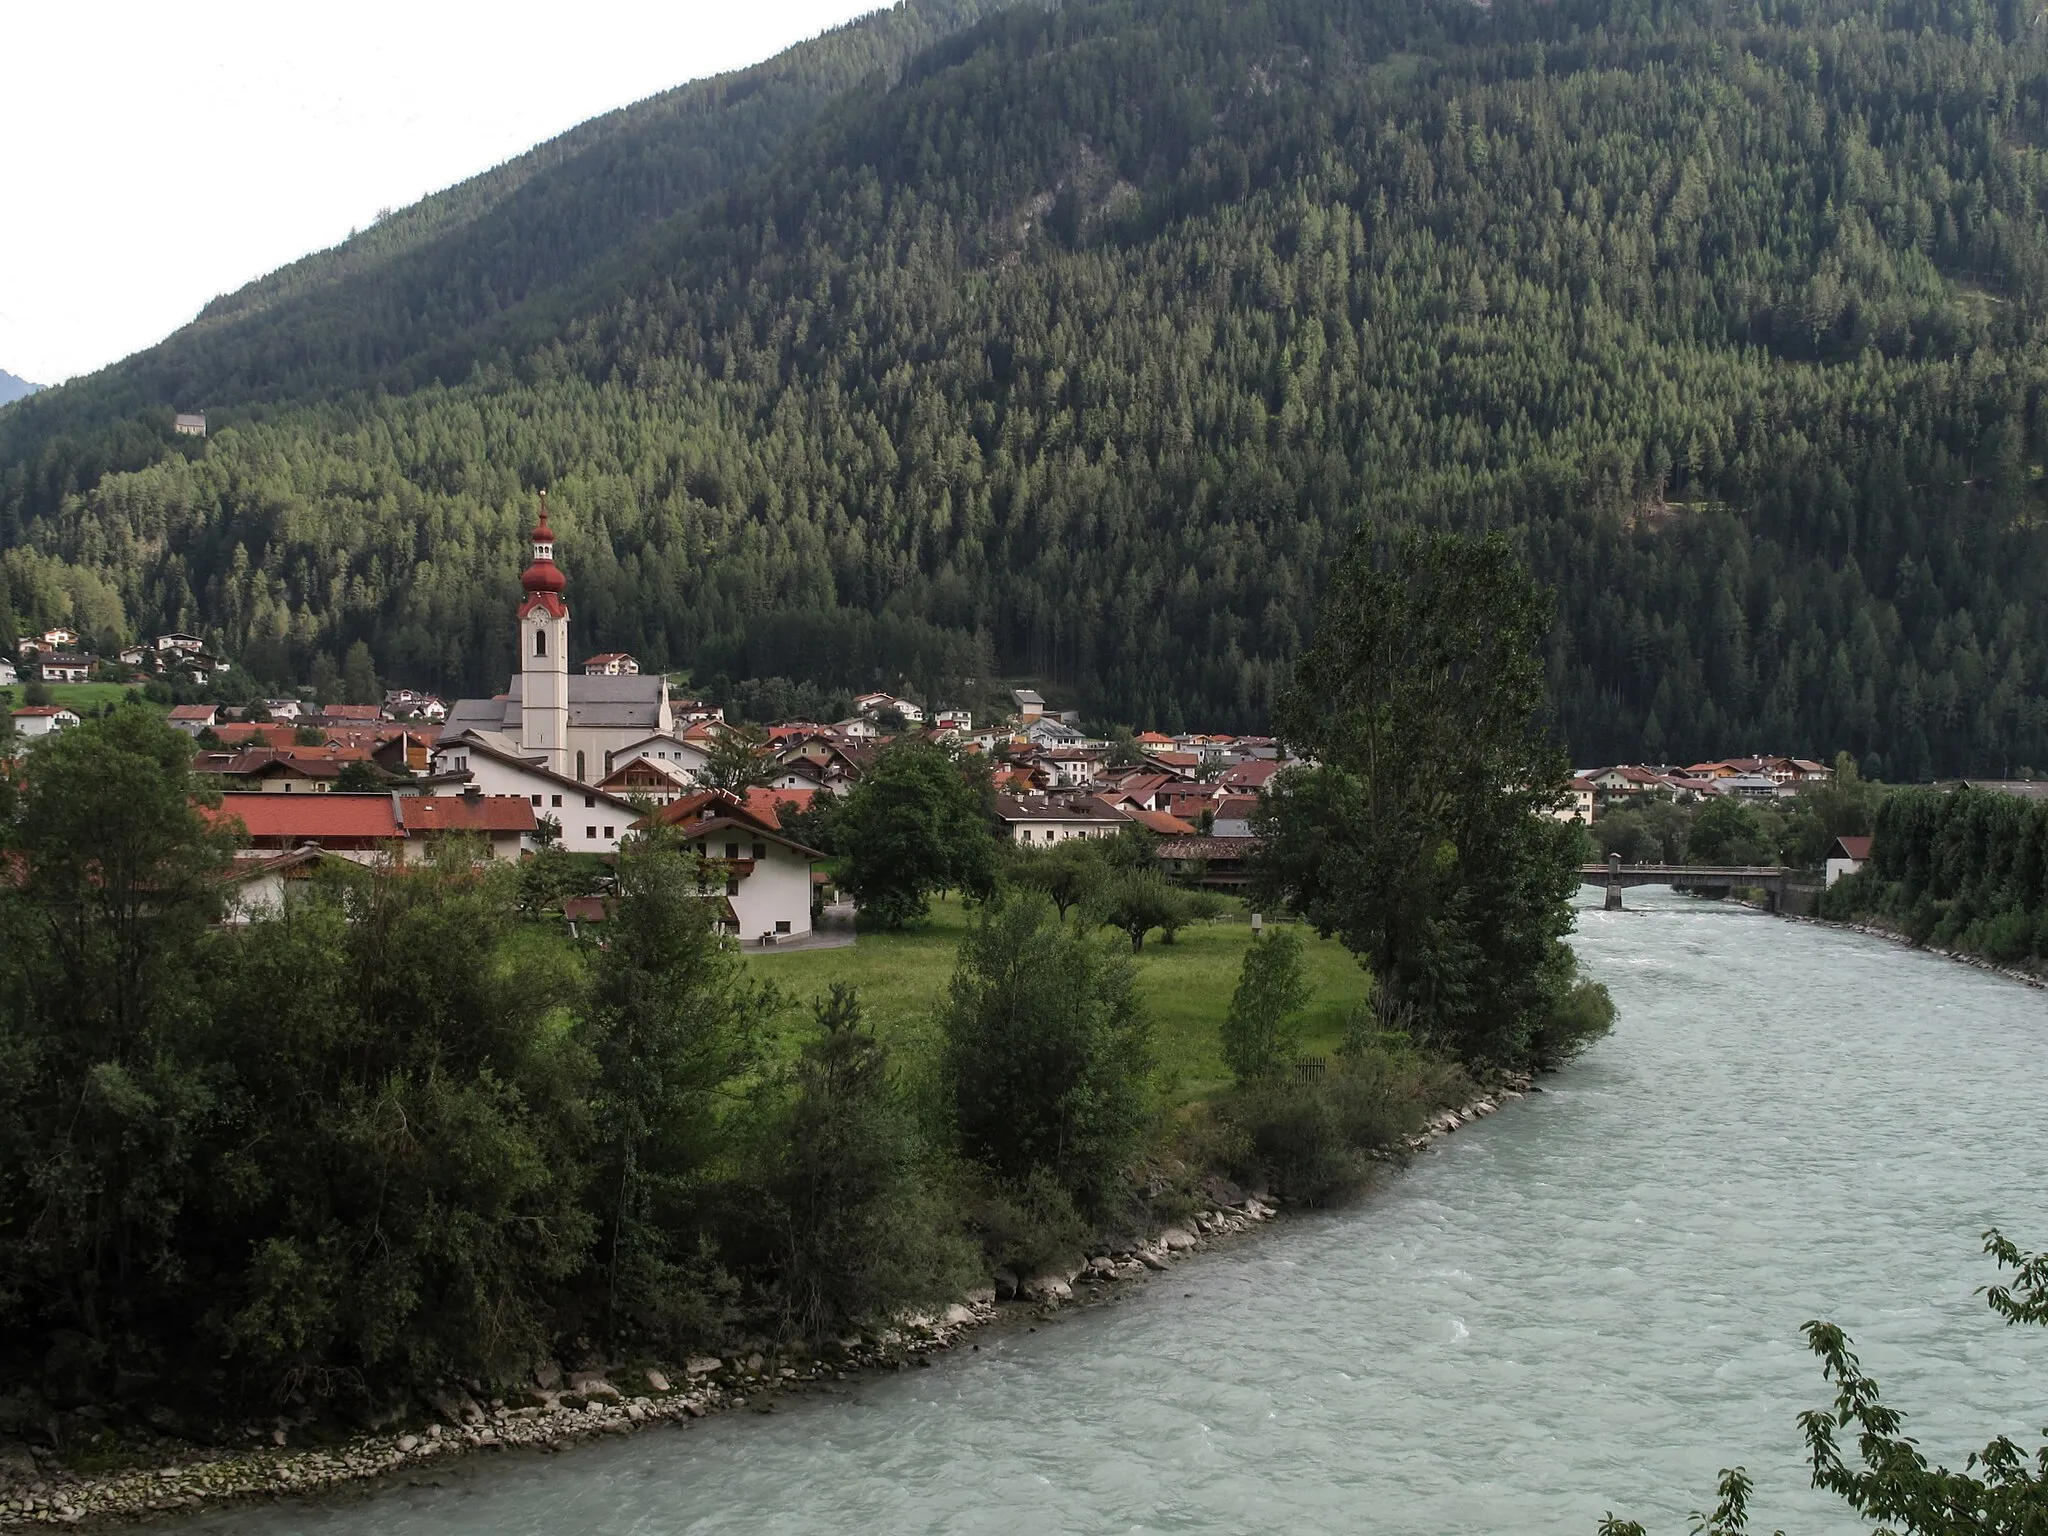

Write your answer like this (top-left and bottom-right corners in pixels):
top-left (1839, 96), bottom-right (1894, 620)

top-left (1219, 929), bottom-right (1311, 1083)
top-left (1528, 979), bottom-right (1617, 1071)
top-left (961, 1167), bottom-right (1094, 1279)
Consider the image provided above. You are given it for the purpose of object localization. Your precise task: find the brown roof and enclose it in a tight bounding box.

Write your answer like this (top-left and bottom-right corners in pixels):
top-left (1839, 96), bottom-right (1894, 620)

top-left (400, 796), bottom-right (536, 835)
top-left (1155, 836), bottom-right (1260, 860)
top-left (1830, 836), bottom-right (1873, 861)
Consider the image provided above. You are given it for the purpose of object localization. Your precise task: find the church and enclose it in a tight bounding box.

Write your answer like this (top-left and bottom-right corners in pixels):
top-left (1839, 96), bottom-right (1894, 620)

top-left (440, 495), bottom-right (674, 784)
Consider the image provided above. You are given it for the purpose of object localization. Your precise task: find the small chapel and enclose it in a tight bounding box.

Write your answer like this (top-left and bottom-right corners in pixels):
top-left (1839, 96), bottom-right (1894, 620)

top-left (441, 495), bottom-right (673, 782)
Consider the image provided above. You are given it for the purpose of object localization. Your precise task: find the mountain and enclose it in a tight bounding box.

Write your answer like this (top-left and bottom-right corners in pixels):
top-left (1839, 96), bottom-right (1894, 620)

top-left (6, 0), bottom-right (2048, 777)
top-left (0, 371), bottom-right (39, 407)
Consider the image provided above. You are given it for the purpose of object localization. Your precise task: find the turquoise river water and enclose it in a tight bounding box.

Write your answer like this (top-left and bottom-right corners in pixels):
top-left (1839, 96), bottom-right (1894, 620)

top-left (178, 889), bottom-right (2048, 1534)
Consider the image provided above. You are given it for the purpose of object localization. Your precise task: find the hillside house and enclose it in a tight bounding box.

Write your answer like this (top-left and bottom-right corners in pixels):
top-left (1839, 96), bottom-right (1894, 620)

top-left (1211, 795), bottom-right (1261, 838)
top-left (168, 704), bottom-right (220, 737)
top-left (173, 413), bottom-right (206, 437)
top-left (583, 652), bottom-right (639, 676)
top-left (155, 632), bottom-right (205, 654)
top-left (38, 654), bottom-right (91, 683)
top-left (0, 659), bottom-right (14, 686)
top-left (431, 731), bottom-right (644, 853)
top-left (596, 754), bottom-right (694, 805)
top-left (1012, 688), bottom-right (1046, 720)
top-left (40, 627), bottom-right (79, 650)
top-left (993, 793), bottom-right (1131, 844)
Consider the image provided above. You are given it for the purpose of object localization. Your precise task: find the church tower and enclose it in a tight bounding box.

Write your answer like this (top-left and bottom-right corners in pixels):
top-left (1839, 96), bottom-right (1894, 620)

top-left (517, 492), bottom-right (571, 777)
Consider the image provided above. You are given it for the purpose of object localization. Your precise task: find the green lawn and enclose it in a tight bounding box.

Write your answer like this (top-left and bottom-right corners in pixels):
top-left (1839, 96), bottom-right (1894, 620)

top-left (0, 683), bottom-right (152, 715)
top-left (747, 897), bottom-right (1369, 1103)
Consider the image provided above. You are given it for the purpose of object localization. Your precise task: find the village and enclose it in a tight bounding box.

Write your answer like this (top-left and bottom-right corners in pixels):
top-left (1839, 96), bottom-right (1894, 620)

top-left (4, 506), bottom-right (1876, 943)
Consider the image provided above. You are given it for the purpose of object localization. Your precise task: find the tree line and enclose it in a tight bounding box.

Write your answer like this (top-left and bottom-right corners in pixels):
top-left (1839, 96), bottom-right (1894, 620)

top-left (7, 0), bottom-right (2048, 768)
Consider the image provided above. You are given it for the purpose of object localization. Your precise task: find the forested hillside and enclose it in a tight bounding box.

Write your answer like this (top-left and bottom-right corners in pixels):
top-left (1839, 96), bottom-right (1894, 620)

top-left (9, 0), bottom-right (2048, 774)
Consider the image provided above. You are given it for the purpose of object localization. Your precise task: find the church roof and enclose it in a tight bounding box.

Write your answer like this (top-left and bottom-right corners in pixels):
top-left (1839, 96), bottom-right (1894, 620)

top-left (442, 674), bottom-right (667, 738)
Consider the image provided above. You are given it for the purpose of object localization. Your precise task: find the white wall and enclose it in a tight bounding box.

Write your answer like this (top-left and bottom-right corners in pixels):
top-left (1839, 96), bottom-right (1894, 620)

top-left (1824, 856), bottom-right (1863, 888)
top-left (431, 746), bottom-right (633, 852)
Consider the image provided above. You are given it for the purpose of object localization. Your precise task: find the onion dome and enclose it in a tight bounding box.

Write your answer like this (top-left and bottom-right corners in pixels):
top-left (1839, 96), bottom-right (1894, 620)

top-left (520, 491), bottom-right (567, 596)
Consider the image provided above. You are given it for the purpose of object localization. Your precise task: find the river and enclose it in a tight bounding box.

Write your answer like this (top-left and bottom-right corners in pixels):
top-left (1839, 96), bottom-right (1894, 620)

top-left (177, 890), bottom-right (2048, 1534)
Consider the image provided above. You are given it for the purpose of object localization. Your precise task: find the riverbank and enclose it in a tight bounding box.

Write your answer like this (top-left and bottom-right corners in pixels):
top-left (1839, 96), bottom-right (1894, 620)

top-left (0, 1080), bottom-right (1532, 1531)
top-left (1775, 908), bottom-right (2048, 990)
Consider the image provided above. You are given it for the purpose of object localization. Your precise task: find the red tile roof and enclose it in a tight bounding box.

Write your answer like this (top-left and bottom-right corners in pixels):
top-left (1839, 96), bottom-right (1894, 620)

top-left (400, 796), bottom-right (536, 834)
top-left (209, 794), bottom-right (401, 840)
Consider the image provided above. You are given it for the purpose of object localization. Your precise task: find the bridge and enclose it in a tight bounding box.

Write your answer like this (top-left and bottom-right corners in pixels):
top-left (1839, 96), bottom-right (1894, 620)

top-left (1579, 855), bottom-right (1795, 911)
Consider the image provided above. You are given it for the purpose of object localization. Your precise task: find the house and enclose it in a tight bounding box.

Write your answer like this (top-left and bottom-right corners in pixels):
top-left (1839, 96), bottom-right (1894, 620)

top-left (40, 627), bottom-right (79, 650)
top-left (1012, 688), bottom-right (1046, 720)
top-left (210, 789), bottom-right (535, 864)
top-left (832, 716), bottom-right (882, 742)
top-left (1553, 777), bottom-right (1597, 825)
top-left (1021, 715), bottom-right (1085, 748)
top-left (583, 652), bottom-right (639, 676)
top-left (993, 793), bottom-right (1131, 845)
top-left (1211, 795), bottom-right (1261, 838)
top-left (1825, 835), bottom-right (1873, 887)
top-left (262, 698), bottom-right (306, 722)
top-left (38, 653), bottom-right (91, 683)
top-left (206, 750), bottom-right (346, 793)
top-left (1218, 759), bottom-right (1281, 793)
top-left (430, 729), bottom-right (644, 853)
top-left (398, 792), bottom-right (538, 861)
top-left (173, 413), bottom-right (207, 437)
top-left (440, 495), bottom-right (675, 782)
top-left (607, 731), bottom-right (712, 783)
top-left (645, 790), bottom-right (824, 942)
top-left (317, 704), bottom-right (384, 726)
top-left (220, 846), bottom-right (327, 923)
top-left (1717, 773), bottom-right (1787, 802)
top-left (1588, 765), bottom-right (1666, 799)
top-left (775, 735), bottom-right (869, 795)
top-left (670, 698), bottom-right (726, 726)
top-left (933, 708), bottom-right (973, 731)
top-left (0, 658), bottom-right (14, 686)
top-left (167, 703), bottom-right (220, 737)
top-left (1033, 747), bottom-right (1105, 788)
top-left (117, 646), bottom-right (148, 668)
top-left (11, 705), bottom-right (79, 738)
top-left (853, 692), bottom-right (924, 723)
top-left (765, 759), bottom-right (831, 798)
top-left (155, 632), bottom-right (205, 654)
top-left (380, 689), bottom-right (447, 723)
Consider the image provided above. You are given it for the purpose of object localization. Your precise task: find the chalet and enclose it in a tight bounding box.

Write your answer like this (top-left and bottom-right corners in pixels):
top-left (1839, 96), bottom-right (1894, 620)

top-left (262, 698), bottom-right (307, 721)
top-left (220, 846), bottom-right (326, 923)
top-left (607, 731), bottom-right (712, 782)
top-left (1012, 688), bottom-right (1046, 720)
top-left (671, 698), bottom-right (726, 726)
top-left (1825, 835), bottom-right (1873, 888)
top-left (832, 716), bottom-right (882, 742)
top-left (1588, 765), bottom-right (1666, 799)
top-left (207, 750), bottom-right (346, 793)
top-left (39, 627), bottom-right (79, 650)
top-left (933, 708), bottom-right (973, 731)
top-left (645, 790), bottom-right (824, 942)
top-left (173, 413), bottom-right (206, 437)
top-left (765, 759), bottom-right (831, 797)
top-left (993, 793), bottom-right (1131, 845)
top-left (381, 689), bottom-right (448, 723)
top-left (317, 704), bottom-right (383, 726)
top-left (430, 730), bottom-right (642, 852)
top-left (1033, 747), bottom-right (1105, 788)
top-left (38, 653), bottom-right (91, 683)
top-left (1021, 715), bottom-right (1085, 748)
top-left (583, 652), bottom-right (639, 676)
top-left (154, 632), bottom-right (205, 654)
top-left (854, 692), bottom-right (925, 723)
top-left (167, 703), bottom-right (220, 737)
top-left (1717, 773), bottom-right (1787, 802)
top-left (11, 705), bottom-right (78, 738)
top-left (596, 754), bottom-right (694, 806)
top-left (118, 646), bottom-right (147, 668)
top-left (1218, 759), bottom-right (1281, 793)
top-left (775, 735), bottom-right (869, 795)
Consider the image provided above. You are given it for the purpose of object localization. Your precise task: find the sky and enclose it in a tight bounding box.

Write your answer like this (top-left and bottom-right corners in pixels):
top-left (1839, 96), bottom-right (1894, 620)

top-left (2, 0), bottom-right (888, 387)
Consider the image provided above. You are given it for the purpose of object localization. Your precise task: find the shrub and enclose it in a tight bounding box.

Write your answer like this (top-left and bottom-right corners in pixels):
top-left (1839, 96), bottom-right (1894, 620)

top-left (1219, 930), bottom-right (1311, 1083)
top-left (1527, 979), bottom-right (1617, 1071)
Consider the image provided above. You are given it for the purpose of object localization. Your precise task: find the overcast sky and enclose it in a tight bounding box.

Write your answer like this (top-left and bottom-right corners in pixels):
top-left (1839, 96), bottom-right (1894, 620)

top-left (2, 0), bottom-right (886, 386)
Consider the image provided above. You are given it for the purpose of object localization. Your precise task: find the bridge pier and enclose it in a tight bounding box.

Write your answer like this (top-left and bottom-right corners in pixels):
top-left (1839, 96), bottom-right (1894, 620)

top-left (1604, 853), bottom-right (1622, 911)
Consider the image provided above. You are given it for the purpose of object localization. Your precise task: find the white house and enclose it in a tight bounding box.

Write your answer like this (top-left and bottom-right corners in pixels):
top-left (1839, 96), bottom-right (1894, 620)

top-left (0, 658), bottom-right (14, 686)
top-left (39, 654), bottom-right (90, 683)
top-left (167, 704), bottom-right (220, 736)
top-left (992, 793), bottom-right (1131, 844)
top-left (583, 652), bottom-right (639, 676)
top-left (651, 790), bottom-right (823, 942)
top-left (431, 730), bottom-right (645, 853)
top-left (1825, 835), bottom-right (1872, 887)
top-left (607, 731), bottom-right (713, 782)
top-left (40, 627), bottom-right (79, 649)
top-left (11, 705), bottom-right (79, 738)
top-left (933, 708), bottom-right (973, 730)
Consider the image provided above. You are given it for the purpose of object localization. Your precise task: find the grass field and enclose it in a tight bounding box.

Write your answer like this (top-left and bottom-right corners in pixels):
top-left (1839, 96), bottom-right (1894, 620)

top-left (0, 682), bottom-right (154, 715)
top-left (746, 896), bottom-right (1369, 1103)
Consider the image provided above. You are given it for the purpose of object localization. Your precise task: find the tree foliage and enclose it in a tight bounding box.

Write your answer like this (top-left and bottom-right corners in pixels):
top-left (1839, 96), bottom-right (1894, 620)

top-left (1255, 530), bottom-right (1583, 1067)
top-left (835, 738), bottom-right (998, 927)
top-left (8, 0), bottom-right (2048, 767)
top-left (1220, 929), bottom-right (1312, 1083)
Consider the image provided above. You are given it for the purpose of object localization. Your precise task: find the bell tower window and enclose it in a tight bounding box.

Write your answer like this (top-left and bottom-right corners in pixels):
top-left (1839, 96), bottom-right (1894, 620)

top-left (534, 627), bottom-right (547, 658)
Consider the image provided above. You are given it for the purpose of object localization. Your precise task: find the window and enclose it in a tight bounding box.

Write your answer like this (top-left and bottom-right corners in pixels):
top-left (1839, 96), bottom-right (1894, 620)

top-left (531, 794), bottom-right (542, 807)
top-left (752, 843), bottom-right (767, 861)
top-left (584, 795), bottom-right (595, 809)
top-left (603, 826), bottom-right (614, 839)
top-left (534, 627), bottom-right (547, 658)
top-left (576, 752), bottom-right (586, 782)
top-left (726, 878), bottom-right (740, 896)
top-left (586, 826), bottom-right (597, 839)
top-left (775, 920), bottom-right (791, 934)
top-left (725, 842), bottom-right (740, 860)
top-left (551, 794), bottom-right (562, 808)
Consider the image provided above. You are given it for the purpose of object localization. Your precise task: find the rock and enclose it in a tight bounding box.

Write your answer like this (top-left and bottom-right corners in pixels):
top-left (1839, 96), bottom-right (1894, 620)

top-left (643, 1370), bottom-right (670, 1394)
top-left (396, 1436), bottom-right (419, 1453)
top-left (744, 1353), bottom-right (765, 1375)
top-left (964, 1285), bottom-right (995, 1307)
top-left (1159, 1227), bottom-right (1196, 1251)
top-left (684, 1357), bottom-right (722, 1377)
top-left (1136, 1249), bottom-right (1168, 1271)
top-left (532, 1360), bottom-right (562, 1391)
top-left (568, 1373), bottom-right (619, 1399)
top-left (991, 1267), bottom-right (1020, 1300)
top-left (426, 1387), bottom-right (481, 1424)
top-left (1020, 1273), bottom-right (1073, 1303)
top-left (942, 1304), bottom-right (975, 1327)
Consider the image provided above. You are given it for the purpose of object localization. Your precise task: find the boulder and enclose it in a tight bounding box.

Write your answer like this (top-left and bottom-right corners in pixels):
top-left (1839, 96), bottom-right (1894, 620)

top-left (1021, 1273), bottom-right (1073, 1303)
top-left (991, 1267), bottom-right (1020, 1300)
top-left (964, 1285), bottom-right (995, 1307)
top-left (941, 1304), bottom-right (975, 1327)
top-left (1136, 1249), bottom-right (1168, 1271)
top-left (532, 1360), bottom-right (563, 1391)
top-left (683, 1357), bottom-right (722, 1377)
top-left (567, 1373), bottom-right (620, 1400)
top-left (1159, 1228), bottom-right (1196, 1251)
top-left (643, 1370), bottom-right (670, 1394)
